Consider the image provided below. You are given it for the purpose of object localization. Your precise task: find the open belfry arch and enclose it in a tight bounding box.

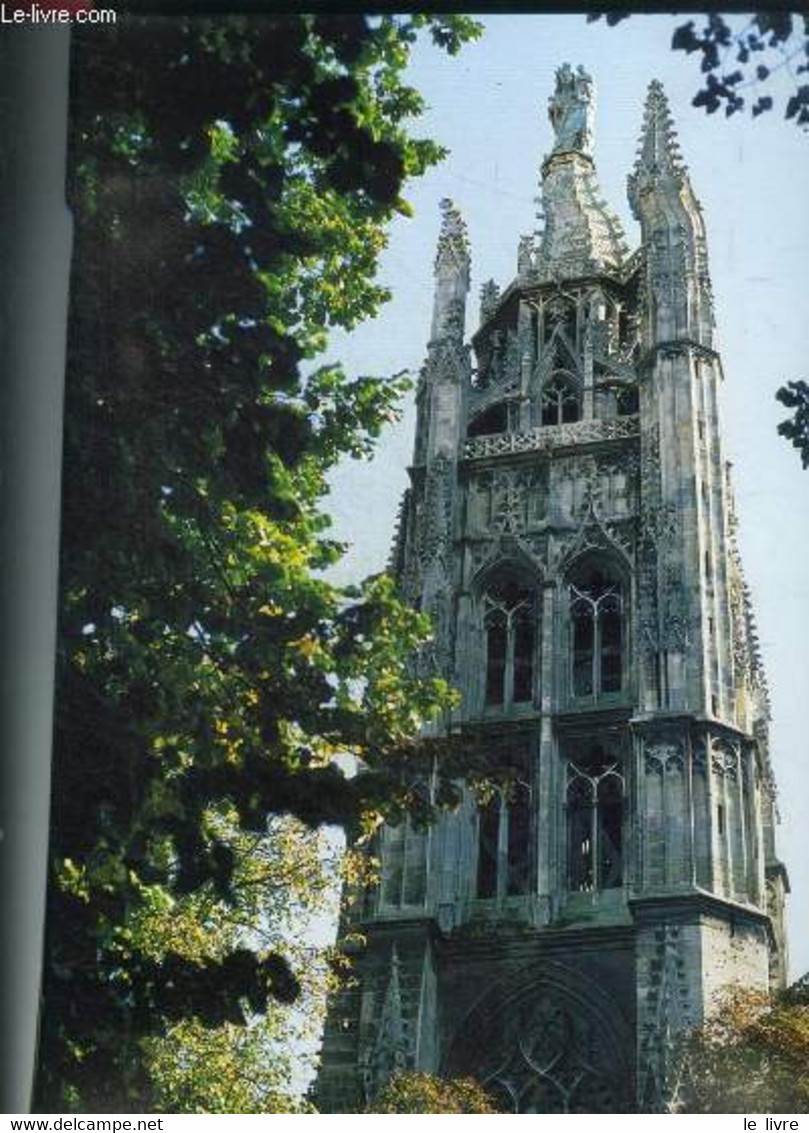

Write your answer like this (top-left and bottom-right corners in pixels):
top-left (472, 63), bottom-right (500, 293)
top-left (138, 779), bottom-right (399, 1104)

top-left (315, 65), bottom-right (788, 1114)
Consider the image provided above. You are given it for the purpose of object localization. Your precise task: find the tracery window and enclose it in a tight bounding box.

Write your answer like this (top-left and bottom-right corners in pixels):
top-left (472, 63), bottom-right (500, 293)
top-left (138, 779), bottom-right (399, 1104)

top-left (476, 779), bottom-right (532, 899)
top-left (483, 579), bottom-right (536, 709)
top-left (569, 564), bottom-right (624, 699)
top-left (541, 376), bottom-right (581, 426)
top-left (566, 747), bottom-right (624, 891)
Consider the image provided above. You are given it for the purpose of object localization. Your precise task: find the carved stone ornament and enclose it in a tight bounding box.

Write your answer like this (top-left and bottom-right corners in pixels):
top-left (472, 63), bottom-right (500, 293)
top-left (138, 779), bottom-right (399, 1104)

top-left (641, 503), bottom-right (679, 549)
top-left (435, 197), bottom-right (470, 276)
top-left (418, 455), bottom-right (454, 566)
top-left (469, 530), bottom-right (548, 582)
top-left (518, 233), bottom-right (537, 276)
top-left (471, 466), bottom-right (548, 535)
top-left (464, 415), bottom-right (639, 461)
top-left (493, 471), bottom-right (529, 534)
top-left (421, 335), bottom-right (470, 388)
top-left (420, 585), bottom-right (453, 678)
top-left (441, 297), bottom-right (466, 343)
top-left (711, 742), bottom-right (739, 781)
top-left (552, 489), bottom-right (633, 577)
top-left (644, 740), bottom-right (683, 776)
top-left (479, 278), bottom-right (500, 324)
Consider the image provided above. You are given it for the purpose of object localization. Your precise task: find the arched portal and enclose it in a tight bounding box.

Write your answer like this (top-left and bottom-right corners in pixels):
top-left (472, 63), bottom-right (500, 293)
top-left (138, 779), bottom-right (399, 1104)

top-left (443, 962), bottom-right (634, 1113)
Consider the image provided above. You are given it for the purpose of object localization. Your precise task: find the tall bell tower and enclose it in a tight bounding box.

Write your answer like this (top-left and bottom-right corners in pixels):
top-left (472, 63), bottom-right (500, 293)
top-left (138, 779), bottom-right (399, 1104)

top-left (316, 66), bottom-right (788, 1115)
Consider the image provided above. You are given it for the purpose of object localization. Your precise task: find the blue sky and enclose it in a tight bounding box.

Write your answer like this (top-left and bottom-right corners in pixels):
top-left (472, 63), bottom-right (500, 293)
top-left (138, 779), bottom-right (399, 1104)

top-left (323, 14), bottom-right (809, 978)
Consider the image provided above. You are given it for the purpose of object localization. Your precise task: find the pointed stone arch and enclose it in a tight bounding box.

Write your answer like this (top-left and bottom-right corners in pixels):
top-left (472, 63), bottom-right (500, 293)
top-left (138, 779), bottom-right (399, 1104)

top-left (443, 959), bottom-right (634, 1113)
top-left (561, 540), bottom-right (632, 587)
top-left (470, 542), bottom-right (544, 595)
top-left (552, 505), bottom-right (634, 584)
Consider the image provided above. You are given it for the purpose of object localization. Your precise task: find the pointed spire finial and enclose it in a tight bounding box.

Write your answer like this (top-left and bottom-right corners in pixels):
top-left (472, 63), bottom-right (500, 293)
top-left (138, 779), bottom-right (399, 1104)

top-left (628, 80), bottom-right (689, 217)
top-left (431, 198), bottom-right (469, 341)
top-left (435, 197), bottom-right (470, 277)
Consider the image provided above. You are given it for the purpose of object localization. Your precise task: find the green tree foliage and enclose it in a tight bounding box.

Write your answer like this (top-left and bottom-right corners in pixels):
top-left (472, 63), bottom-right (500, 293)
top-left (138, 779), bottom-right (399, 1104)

top-left (590, 12), bottom-right (809, 126)
top-left (136, 814), bottom-right (358, 1113)
top-left (366, 1071), bottom-right (499, 1114)
top-left (679, 977), bottom-right (809, 1113)
top-left (777, 380), bottom-right (809, 468)
top-left (38, 12), bottom-right (479, 1112)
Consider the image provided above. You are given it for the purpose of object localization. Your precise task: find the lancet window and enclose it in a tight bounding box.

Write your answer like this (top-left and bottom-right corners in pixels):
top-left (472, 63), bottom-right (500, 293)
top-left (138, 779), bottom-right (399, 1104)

top-left (541, 375), bottom-right (581, 426)
top-left (476, 778), bottom-right (532, 899)
top-left (566, 747), bottom-right (624, 892)
top-left (378, 819), bottom-right (428, 908)
top-left (569, 564), bottom-right (624, 700)
top-left (483, 579), bottom-right (537, 709)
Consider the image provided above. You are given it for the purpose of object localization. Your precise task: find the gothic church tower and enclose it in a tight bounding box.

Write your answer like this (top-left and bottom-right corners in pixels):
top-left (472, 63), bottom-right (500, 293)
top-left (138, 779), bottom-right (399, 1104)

top-left (316, 66), bottom-right (788, 1115)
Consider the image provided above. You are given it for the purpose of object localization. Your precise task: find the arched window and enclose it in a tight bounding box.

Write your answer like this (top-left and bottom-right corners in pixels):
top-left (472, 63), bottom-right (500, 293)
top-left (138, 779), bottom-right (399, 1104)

top-left (569, 564), bottom-right (624, 700)
top-left (476, 779), bottom-right (532, 899)
top-left (566, 748), bottom-right (624, 892)
top-left (483, 579), bottom-right (536, 709)
top-left (542, 376), bottom-right (580, 426)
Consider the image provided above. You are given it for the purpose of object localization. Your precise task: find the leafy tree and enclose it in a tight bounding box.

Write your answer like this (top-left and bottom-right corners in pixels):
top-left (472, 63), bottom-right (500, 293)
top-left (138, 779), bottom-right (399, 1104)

top-left (679, 977), bottom-right (809, 1113)
top-left (38, 11), bottom-right (479, 1112)
top-left (590, 12), bottom-right (809, 126)
top-left (136, 814), bottom-right (360, 1113)
top-left (366, 1071), bottom-right (499, 1114)
top-left (777, 380), bottom-right (809, 468)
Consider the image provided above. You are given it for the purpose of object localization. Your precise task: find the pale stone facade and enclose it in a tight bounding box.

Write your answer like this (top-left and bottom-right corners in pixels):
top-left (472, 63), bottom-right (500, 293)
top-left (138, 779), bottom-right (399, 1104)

top-left (316, 68), bottom-right (788, 1114)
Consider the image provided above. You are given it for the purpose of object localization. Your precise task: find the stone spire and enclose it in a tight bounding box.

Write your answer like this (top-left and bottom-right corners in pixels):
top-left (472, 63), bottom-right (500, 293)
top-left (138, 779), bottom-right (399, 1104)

top-left (535, 65), bottom-right (628, 281)
top-left (415, 200), bottom-right (471, 466)
top-left (431, 198), bottom-right (470, 341)
top-left (627, 79), bottom-right (713, 347)
top-left (628, 80), bottom-right (689, 219)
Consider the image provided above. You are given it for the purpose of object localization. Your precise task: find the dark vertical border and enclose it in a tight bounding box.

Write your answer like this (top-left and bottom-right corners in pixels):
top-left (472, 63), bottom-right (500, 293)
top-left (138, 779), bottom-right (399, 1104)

top-left (0, 27), bottom-right (72, 1115)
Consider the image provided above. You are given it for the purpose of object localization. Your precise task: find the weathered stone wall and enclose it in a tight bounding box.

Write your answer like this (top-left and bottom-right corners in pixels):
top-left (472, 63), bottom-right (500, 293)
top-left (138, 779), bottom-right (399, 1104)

top-left (700, 915), bottom-right (770, 1012)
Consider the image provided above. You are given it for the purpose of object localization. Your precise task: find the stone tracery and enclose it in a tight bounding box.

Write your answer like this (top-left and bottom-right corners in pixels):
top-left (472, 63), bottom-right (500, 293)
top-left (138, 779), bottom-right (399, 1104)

top-left (446, 969), bottom-right (632, 1114)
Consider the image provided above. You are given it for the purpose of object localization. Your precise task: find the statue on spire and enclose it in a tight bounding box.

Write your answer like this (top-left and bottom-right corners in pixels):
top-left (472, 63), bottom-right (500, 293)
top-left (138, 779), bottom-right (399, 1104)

top-left (548, 63), bottom-right (595, 156)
